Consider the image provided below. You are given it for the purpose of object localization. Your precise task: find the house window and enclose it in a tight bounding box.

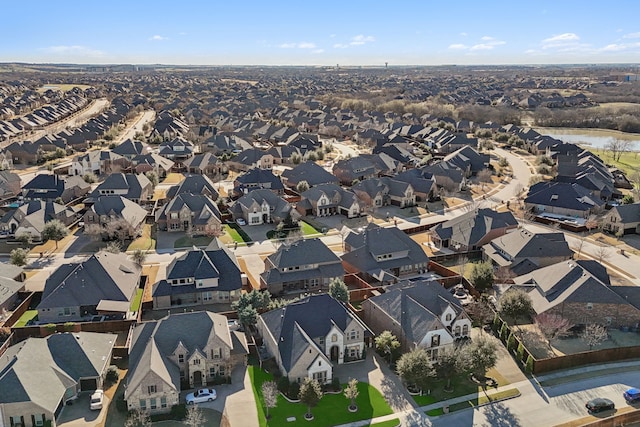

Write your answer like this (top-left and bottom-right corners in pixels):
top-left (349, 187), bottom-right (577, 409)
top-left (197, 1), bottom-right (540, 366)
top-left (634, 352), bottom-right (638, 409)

top-left (210, 367), bottom-right (216, 377)
top-left (193, 359), bottom-right (201, 365)
top-left (462, 324), bottom-right (469, 336)
top-left (178, 354), bottom-right (184, 363)
top-left (454, 325), bottom-right (461, 336)
top-left (331, 334), bottom-right (338, 342)
top-left (203, 291), bottom-right (212, 301)
top-left (147, 385), bottom-right (157, 394)
top-left (587, 303), bottom-right (593, 310)
top-left (160, 397), bottom-right (167, 408)
top-left (139, 399), bottom-right (147, 410)
top-left (309, 278), bottom-right (319, 287)
top-left (150, 398), bottom-right (157, 410)
top-left (180, 371), bottom-right (185, 380)
top-left (349, 330), bottom-right (359, 340)
top-left (445, 313), bottom-right (452, 322)
top-left (219, 365), bottom-right (225, 375)
top-left (349, 347), bottom-right (359, 358)
top-left (312, 371), bottom-right (327, 383)
top-left (431, 334), bottom-right (440, 347)
top-left (319, 337), bottom-right (324, 345)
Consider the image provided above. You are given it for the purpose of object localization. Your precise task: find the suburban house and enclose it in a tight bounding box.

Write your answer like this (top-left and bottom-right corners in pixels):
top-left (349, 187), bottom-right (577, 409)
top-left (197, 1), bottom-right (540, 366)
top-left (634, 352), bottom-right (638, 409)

top-left (130, 153), bottom-right (174, 178)
top-left (352, 177), bottom-right (416, 209)
top-left (69, 150), bottom-right (128, 176)
top-left (341, 223), bottom-right (430, 284)
top-left (524, 181), bottom-right (605, 219)
top-left (152, 240), bottom-right (244, 309)
top-left (429, 208), bottom-right (518, 251)
top-left (393, 169), bottom-right (438, 202)
top-left (0, 200), bottom-right (77, 240)
top-left (230, 189), bottom-right (296, 226)
top-left (260, 238), bottom-right (345, 295)
top-left (296, 184), bottom-right (362, 218)
top-left (36, 251), bottom-right (142, 323)
top-left (158, 137), bottom-right (195, 164)
top-left (420, 163), bottom-right (467, 193)
top-left (89, 173), bottom-right (153, 203)
top-left (125, 311), bottom-right (248, 414)
top-left (508, 259), bottom-right (640, 328)
top-left (483, 229), bottom-right (574, 276)
top-left (332, 157), bottom-right (377, 185)
top-left (0, 263), bottom-right (24, 313)
top-left (165, 174), bottom-right (219, 200)
top-left (0, 170), bottom-right (22, 198)
top-left (602, 203), bottom-right (640, 235)
top-left (0, 332), bottom-right (116, 427)
top-left (22, 174), bottom-right (91, 204)
top-left (362, 280), bottom-right (472, 356)
top-left (227, 149), bottom-right (274, 172)
top-left (257, 294), bottom-right (370, 384)
top-left (83, 195), bottom-right (148, 240)
top-left (232, 168), bottom-right (284, 197)
top-left (280, 161), bottom-right (339, 189)
top-left (183, 152), bottom-right (224, 177)
top-left (442, 145), bottom-right (490, 176)
top-left (112, 139), bottom-right (149, 160)
top-left (156, 193), bottom-right (221, 234)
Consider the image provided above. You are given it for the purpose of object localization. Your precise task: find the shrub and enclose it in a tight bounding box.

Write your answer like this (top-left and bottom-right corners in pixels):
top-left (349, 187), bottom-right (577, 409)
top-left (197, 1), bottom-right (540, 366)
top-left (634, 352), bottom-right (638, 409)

top-left (63, 322), bottom-right (76, 332)
top-left (525, 355), bottom-right (534, 373)
top-left (516, 342), bottom-right (525, 362)
top-left (106, 365), bottom-right (119, 383)
top-left (492, 314), bottom-right (502, 333)
top-left (45, 324), bottom-right (57, 333)
top-left (536, 164), bottom-right (551, 175)
top-left (277, 376), bottom-right (290, 395)
top-left (499, 323), bottom-right (509, 342)
top-left (507, 333), bottom-right (517, 352)
top-left (289, 382), bottom-right (300, 400)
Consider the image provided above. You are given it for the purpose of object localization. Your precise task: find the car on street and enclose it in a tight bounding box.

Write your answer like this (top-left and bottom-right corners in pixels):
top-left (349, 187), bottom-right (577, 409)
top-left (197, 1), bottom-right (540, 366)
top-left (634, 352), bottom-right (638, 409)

top-left (90, 389), bottom-right (104, 410)
top-left (624, 388), bottom-right (640, 403)
top-left (186, 388), bottom-right (217, 404)
top-left (235, 218), bottom-right (246, 226)
top-left (586, 397), bottom-right (615, 413)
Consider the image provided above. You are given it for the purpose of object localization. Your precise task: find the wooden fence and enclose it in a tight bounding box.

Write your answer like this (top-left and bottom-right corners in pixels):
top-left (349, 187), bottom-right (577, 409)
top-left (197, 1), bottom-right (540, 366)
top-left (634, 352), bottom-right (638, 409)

top-left (11, 318), bottom-right (136, 342)
top-left (2, 292), bottom-right (36, 328)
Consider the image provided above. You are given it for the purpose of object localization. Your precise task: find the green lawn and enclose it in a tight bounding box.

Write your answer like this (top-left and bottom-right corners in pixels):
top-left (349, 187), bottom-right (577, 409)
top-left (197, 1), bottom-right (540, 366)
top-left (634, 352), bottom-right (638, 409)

top-left (300, 221), bottom-right (320, 236)
top-left (173, 235), bottom-right (214, 249)
top-left (14, 310), bottom-right (38, 327)
top-left (224, 225), bottom-right (245, 243)
top-left (425, 388), bottom-right (521, 416)
top-left (130, 289), bottom-right (143, 312)
top-left (582, 146), bottom-right (640, 178)
top-left (412, 375), bottom-right (481, 406)
top-left (249, 366), bottom-right (393, 427)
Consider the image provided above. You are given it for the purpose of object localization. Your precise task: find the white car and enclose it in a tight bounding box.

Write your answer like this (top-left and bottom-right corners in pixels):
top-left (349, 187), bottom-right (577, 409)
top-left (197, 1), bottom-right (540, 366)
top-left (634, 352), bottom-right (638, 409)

top-left (90, 389), bottom-right (104, 410)
top-left (235, 218), bottom-right (246, 226)
top-left (186, 388), bottom-right (217, 404)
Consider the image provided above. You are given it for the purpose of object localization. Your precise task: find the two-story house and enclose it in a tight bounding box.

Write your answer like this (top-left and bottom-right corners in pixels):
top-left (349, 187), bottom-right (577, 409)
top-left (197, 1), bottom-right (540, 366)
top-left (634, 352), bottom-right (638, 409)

top-left (352, 177), bottom-right (416, 209)
top-left (125, 311), bottom-right (248, 414)
top-left (363, 280), bottom-right (472, 357)
top-left (156, 193), bottom-right (222, 234)
top-left (602, 203), bottom-right (640, 235)
top-left (152, 240), bottom-right (244, 309)
top-left (89, 173), bottom-right (153, 204)
top-left (296, 184), bottom-right (362, 218)
top-left (0, 200), bottom-right (77, 240)
top-left (257, 294), bottom-right (371, 384)
top-left (230, 189), bottom-right (296, 226)
top-left (260, 238), bottom-right (345, 295)
top-left (83, 195), bottom-right (147, 240)
top-left (70, 150), bottom-right (129, 176)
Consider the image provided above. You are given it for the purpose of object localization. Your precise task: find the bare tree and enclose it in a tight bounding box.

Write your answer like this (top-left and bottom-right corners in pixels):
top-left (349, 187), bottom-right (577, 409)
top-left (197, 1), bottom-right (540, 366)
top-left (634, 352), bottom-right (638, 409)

top-left (605, 138), bottom-right (633, 162)
top-left (477, 168), bottom-right (493, 191)
top-left (585, 215), bottom-right (600, 233)
top-left (261, 381), bottom-right (278, 420)
top-left (105, 218), bottom-right (140, 244)
top-left (466, 300), bottom-right (494, 329)
top-left (580, 323), bottom-right (608, 350)
top-left (593, 245), bottom-right (611, 263)
top-left (494, 266), bottom-right (515, 284)
top-left (630, 170), bottom-right (640, 200)
top-left (84, 223), bottom-right (104, 241)
top-left (184, 404), bottom-right (206, 427)
top-left (535, 313), bottom-right (574, 343)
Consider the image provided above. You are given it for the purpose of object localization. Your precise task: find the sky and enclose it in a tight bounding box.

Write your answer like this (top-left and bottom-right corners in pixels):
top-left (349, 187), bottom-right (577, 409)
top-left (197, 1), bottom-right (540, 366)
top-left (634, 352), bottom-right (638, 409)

top-left (2, 0), bottom-right (640, 66)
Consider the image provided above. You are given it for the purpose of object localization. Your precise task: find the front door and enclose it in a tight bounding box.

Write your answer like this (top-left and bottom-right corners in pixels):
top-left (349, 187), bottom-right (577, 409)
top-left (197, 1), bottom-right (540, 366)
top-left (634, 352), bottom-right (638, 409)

top-left (193, 370), bottom-right (203, 387)
top-left (330, 345), bottom-right (339, 362)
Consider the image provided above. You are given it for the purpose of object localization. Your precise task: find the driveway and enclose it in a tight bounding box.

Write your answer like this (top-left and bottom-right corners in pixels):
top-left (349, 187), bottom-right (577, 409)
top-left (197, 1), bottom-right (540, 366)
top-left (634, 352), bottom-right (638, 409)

top-left (57, 392), bottom-right (109, 427)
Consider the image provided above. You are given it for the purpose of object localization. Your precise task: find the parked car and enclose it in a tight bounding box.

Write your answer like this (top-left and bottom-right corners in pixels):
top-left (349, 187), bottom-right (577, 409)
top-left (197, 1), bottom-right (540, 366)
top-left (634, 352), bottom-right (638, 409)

top-left (624, 388), bottom-right (640, 403)
top-left (586, 397), bottom-right (615, 413)
top-left (235, 218), bottom-right (246, 226)
top-left (90, 389), bottom-right (104, 410)
top-left (186, 388), bottom-right (217, 404)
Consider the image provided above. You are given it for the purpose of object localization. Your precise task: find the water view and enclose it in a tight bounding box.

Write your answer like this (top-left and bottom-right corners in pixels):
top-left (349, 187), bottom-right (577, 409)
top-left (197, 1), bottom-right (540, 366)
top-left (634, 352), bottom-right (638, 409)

top-left (536, 127), bottom-right (640, 150)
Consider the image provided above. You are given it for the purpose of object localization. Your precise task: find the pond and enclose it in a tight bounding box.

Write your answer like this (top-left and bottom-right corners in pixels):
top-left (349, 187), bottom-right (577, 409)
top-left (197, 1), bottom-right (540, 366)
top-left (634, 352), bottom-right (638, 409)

top-left (535, 127), bottom-right (640, 150)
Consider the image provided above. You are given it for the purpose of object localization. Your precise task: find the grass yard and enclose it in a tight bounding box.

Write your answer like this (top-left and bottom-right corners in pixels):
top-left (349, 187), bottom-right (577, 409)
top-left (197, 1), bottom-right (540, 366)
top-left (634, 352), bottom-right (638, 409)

top-left (249, 366), bottom-right (393, 427)
top-left (582, 147), bottom-right (640, 178)
top-left (173, 235), bottom-right (214, 249)
top-left (224, 224), bottom-right (246, 243)
top-left (413, 371), bottom-right (511, 407)
top-left (127, 224), bottom-right (156, 251)
top-left (300, 221), bottom-right (320, 236)
top-left (129, 289), bottom-right (143, 312)
top-left (14, 310), bottom-right (38, 327)
top-left (161, 173), bottom-right (186, 185)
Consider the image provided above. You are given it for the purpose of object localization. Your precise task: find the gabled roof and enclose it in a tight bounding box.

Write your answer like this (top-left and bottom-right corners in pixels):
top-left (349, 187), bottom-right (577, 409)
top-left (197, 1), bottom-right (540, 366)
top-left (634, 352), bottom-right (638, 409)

top-left (525, 181), bottom-right (604, 211)
top-left (91, 173), bottom-right (151, 200)
top-left (611, 203), bottom-right (640, 223)
top-left (112, 139), bottom-right (148, 157)
top-left (265, 238), bottom-right (342, 268)
top-left (484, 229), bottom-right (573, 265)
top-left (166, 174), bottom-right (219, 199)
top-left (431, 208), bottom-right (517, 247)
top-left (89, 195), bottom-right (148, 228)
top-left (158, 193), bottom-right (221, 223)
top-left (281, 161), bottom-right (339, 187)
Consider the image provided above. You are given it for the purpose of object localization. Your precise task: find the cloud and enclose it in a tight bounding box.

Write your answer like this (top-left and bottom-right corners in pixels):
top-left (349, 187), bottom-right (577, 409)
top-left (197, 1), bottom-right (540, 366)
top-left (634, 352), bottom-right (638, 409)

top-left (279, 42), bottom-right (316, 49)
top-left (450, 36), bottom-right (505, 51)
top-left (178, 32), bottom-right (188, 36)
top-left (312, 49), bottom-right (325, 54)
top-left (350, 35), bottom-right (375, 45)
top-left (601, 44), bottom-right (627, 52)
top-left (42, 45), bottom-right (105, 58)
top-left (470, 44), bottom-right (496, 51)
top-left (623, 32), bottom-right (640, 39)
top-left (149, 35), bottom-right (168, 41)
top-left (543, 33), bottom-right (579, 43)
top-left (333, 43), bottom-right (349, 49)
top-left (459, 32), bottom-right (468, 37)
top-left (448, 44), bottom-right (468, 50)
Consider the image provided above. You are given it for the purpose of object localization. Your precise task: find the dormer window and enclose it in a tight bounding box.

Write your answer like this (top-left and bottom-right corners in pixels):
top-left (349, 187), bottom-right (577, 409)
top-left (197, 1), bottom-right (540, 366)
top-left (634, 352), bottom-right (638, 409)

top-left (431, 334), bottom-right (440, 347)
top-left (178, 354), bottom-right (184, 363)
top-left (445, 313), bottom-right (452, 322)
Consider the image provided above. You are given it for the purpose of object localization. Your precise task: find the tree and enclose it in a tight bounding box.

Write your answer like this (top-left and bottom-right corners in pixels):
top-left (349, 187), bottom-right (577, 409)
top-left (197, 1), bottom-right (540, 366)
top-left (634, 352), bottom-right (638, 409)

top-left (296, 180), bottom-right (310, 193)
top-left (15, 233), bottom-right (32, 248)
top-left (535, 313), bottom-right (574, 342)
top-left (145, 171), bottom-right (159, 189)
top-left (465, 300), bottom-right (494, 328)
top-left (581, 323), bottom-right (608, 350)
top-left (131, 249), bottom-right (147, 266)
top-left (42, 219), bottom-right (68, 249)
top-left (184, 404), bottom-right (206, 427)
top-left (498, 289), bottom-right (533, 324)
top-left (10, 248), bottom-right (28, 266)
top-left (375, 331), bottom-right (401, 364)
top-left (104, 241), bottom-right (122, 253)
top-left (494, 266), bottom-right (515, 284)
top-left (433, 346), bottom-right (465, 391)
top-left (104, 218), bottom-right (139, 244)
top-left (396, 348), bottom-right (434, 393)
top-left (477, 169), bottom-right (492, 190)
top-left (237, 306), bottom-right (257, 329)
top-left (344, 378), bottom-right (359, 411)
top-left (622, 194), bottom-right (635, 205)
top-left (261, 381), bottom-right (278, 420)
top-left (462, 337), bottom-right (498, 381)
top-left (82, 172), bottom-right (97, 184)
top-left (84, 223), bottom-right (104, 241)
top-left (124, 409), bottom-right (151, 427)
top-left (299, 377), bottom-right (323, 420)
top-left (469, 261), bottom-right (494, 291)
top-left (232, 290), bottom-right (272, 312)
top-left (329, 278), bottom-right (349, 304)
top-left (594, 245), bottom-right (611, 262)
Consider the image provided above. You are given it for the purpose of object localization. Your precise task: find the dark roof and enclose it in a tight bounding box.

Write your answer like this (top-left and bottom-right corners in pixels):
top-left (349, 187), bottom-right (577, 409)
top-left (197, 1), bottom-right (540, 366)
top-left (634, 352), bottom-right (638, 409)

top-left (166, 174), bottom-right (219, 199)
top-left (281, 161), bottom-right (339, 187)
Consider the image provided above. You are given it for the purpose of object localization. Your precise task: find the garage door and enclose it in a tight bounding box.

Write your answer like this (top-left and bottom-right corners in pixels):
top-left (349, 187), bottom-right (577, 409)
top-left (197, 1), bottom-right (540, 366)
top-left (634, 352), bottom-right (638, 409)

top-left (80, 378), bottom-right (97, 391)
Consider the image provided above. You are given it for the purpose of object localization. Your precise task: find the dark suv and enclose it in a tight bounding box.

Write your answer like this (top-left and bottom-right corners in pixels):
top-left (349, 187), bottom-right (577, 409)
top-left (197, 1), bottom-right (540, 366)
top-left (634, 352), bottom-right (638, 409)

top-left (586, 397), bottom-right (615, 413)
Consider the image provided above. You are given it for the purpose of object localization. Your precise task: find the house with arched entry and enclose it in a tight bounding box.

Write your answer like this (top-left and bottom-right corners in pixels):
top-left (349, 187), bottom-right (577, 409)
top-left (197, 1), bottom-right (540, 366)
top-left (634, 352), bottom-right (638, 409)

top-left (257, 294), bottom-right (371, 384)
